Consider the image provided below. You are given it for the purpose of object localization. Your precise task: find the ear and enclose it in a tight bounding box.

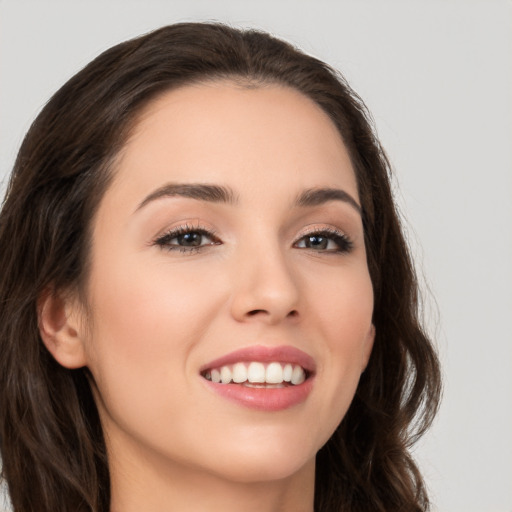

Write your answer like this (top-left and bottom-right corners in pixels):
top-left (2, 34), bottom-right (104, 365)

top-left (361, 324), bottom-right (376, 372)
top-left (37, 287), bottom-right (88, 369)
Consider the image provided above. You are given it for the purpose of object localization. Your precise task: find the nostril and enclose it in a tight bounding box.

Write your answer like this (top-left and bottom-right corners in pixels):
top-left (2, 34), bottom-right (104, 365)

top-left (246, 309), bottom-right (298, 318)
top-left (247, 309), bottom-right (267, 316)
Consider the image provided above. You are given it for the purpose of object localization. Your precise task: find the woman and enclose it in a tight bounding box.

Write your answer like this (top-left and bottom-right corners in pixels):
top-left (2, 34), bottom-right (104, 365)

top-left (0, 23), bottom-right (441, 512)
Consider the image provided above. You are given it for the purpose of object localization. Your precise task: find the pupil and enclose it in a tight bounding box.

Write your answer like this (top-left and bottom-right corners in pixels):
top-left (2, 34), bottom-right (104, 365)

top-left (178, 232), bottom-right (202, 246)
top-left (307, 236), bottom-right (327, 250)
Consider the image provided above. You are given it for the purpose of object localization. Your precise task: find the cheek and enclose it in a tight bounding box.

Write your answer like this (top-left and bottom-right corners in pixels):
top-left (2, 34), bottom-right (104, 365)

top-left (305, 264), bottom-right (373, 426)
top-left (82, 254), bottom-right (224, 413)
top-left (307, 259), bottom-right (373, 351)
top-left (88, 254), bottom-right (218, 348)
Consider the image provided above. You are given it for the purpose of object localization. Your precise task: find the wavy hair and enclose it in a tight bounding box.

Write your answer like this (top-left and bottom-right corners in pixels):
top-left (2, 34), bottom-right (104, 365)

top-left (0, 22), bottom-right (441, 512)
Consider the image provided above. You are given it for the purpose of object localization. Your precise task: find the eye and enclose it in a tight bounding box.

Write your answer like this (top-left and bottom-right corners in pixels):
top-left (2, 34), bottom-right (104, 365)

top-left (153, 225), bottom-right (220, 253)
top-left (294, 229), bottom-right (353, 253)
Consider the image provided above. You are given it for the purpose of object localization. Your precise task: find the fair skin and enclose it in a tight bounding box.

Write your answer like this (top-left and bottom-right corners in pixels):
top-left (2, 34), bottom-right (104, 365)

top-left (40, 82), bottom-right (375, 512)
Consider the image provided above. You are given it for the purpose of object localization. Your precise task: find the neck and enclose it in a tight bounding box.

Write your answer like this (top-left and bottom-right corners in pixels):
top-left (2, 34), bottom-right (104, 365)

top-left (108, 438), bottom-right (315, 512)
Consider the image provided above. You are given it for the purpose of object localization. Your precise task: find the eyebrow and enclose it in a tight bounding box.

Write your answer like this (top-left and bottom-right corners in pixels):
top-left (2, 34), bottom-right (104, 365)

top-left (136, 182), bottom-right (361, 215)
top-left (136, 183), bottom-right (237, 211)
top-left (295, 187), bottom-right (361, 214)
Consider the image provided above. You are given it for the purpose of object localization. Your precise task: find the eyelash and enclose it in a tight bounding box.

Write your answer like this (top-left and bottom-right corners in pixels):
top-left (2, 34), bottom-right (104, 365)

top-left (153, 224), bottom-right (220, 253)
top-left (153, 225), bottom-right (353, 254)
top-left (294, 228), bottom-right (353, 254)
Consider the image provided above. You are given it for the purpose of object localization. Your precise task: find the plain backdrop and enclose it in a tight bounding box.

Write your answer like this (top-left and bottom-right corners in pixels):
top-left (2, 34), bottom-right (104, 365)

top-left (1, 1), bottom-right (511, 511)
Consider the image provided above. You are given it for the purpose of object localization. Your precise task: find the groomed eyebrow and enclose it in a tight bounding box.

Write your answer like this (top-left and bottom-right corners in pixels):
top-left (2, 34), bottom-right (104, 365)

top-left (135, 182), bottom-right (361, 215)
top-left (136, 183), bottom-right (237, 211)
top-left (295, 188), bottom-right (361, 215)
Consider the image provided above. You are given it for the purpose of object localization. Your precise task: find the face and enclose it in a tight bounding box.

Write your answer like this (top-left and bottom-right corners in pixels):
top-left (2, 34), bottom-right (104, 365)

top-left (77, 82), bottom-right (374, 485)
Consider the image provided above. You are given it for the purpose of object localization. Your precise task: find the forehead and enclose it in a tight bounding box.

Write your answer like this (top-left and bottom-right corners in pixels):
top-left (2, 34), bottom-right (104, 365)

top-left (109, 81), bottom-right (359, 206)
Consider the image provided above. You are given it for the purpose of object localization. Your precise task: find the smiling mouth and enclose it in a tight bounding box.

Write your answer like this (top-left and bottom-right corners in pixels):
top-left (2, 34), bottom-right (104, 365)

top-left (201, 361), bottom-right (309, 387)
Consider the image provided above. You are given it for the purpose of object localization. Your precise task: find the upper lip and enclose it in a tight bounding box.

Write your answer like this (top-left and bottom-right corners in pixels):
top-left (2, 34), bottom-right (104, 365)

top-left (200, 345), bottom-right (316, 373)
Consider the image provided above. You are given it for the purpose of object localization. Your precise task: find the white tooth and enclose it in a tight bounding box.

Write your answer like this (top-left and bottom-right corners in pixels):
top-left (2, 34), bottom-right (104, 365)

top-left (211, 369), bottom-right (221, 383)
top-left (232, 363), bottom-right (247, 383)
top-left (283, 363), bottom-right (293, 382)
top-left (247, 362), bottom-right (266, 383)
top-left (291, 365), bottom-right (305, 385)
top-left (220, 366), bottom-right (232, 384)
top-left (266, 362), bottom-right (284, 384)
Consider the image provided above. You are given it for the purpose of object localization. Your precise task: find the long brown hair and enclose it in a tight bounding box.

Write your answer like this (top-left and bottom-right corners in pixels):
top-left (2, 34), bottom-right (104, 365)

top-left (0, 23), bottom-right (441, 512)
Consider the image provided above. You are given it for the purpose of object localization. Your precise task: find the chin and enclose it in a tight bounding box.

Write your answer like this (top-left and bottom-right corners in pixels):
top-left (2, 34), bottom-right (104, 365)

top-left (197, 430), bottom-right (319, 484)
top-left (210, 453), bottom-right (315, 484)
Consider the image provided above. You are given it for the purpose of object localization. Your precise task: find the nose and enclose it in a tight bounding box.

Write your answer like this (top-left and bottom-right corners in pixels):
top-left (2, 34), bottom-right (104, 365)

top-left (229, 243), bottom-right (301, 325)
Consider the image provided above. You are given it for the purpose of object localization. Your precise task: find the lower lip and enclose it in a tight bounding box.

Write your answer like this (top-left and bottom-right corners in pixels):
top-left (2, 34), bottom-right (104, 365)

top-left (202, 378), bottom-right (314, 411)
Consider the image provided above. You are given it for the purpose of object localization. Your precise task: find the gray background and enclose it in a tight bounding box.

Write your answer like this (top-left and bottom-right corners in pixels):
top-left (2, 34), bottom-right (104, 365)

top-left (1, 1), bottom-right (511, 511)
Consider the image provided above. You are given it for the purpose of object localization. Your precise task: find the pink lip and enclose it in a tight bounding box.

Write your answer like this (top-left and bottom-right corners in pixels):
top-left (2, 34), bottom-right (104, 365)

top-left (200, 345), bottom-right (316, 373)
top-left (200, 345), bottom-right (316, 412)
